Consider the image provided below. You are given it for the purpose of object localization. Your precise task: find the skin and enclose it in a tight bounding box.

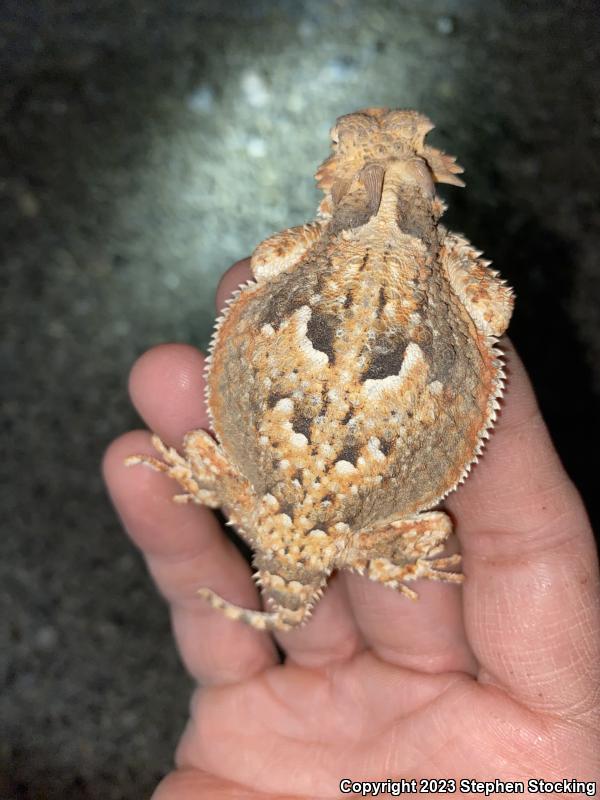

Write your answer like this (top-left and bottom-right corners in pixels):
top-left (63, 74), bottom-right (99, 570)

top-left (104, 258), bottom-right (600, 799)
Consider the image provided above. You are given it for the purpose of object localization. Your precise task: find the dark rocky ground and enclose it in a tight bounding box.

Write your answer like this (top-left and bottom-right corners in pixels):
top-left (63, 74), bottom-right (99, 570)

top-left (1, 1), bottom-right (599, 797)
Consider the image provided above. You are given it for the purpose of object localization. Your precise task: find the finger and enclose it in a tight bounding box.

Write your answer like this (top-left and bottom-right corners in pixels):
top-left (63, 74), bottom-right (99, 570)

top-left (345, 560), bottom-right (477, 675)
top-left (104, 431), bottom-right (277, 685)
top-left (106, 345), bottom-right (278, 684)
top-left (446, 339), bottom-right (600, 717)
top-left (128, 343), bottom-right (211, 440)
top-left (215, 257), bottom-right (252, 311)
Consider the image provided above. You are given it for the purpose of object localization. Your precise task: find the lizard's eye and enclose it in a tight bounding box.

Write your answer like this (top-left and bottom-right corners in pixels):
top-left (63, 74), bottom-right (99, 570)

top-left (330, 127), bottom-right (339, 145)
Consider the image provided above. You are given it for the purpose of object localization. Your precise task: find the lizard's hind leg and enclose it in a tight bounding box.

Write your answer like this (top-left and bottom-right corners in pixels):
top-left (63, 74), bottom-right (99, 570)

top-left (343, 511), bottom-right (463, 599)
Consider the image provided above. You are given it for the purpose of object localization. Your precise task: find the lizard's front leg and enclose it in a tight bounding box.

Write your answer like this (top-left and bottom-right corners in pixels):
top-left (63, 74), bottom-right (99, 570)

top-left (251, 221), bottom-right (326, 281)
top-left (125, 429), bottom-right (255, 538)
top-left (342, 511), bottom-right (463, 600)
top-left (441, 232), bottom-right (514, 338)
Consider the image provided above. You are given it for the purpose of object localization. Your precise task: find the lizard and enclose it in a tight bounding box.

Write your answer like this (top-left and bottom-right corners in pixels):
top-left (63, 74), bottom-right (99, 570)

top-left (126, 107), bottom-right (514, 632)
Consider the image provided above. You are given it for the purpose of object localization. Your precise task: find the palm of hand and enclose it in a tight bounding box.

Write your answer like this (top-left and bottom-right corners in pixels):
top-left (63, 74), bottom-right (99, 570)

top-left (104, 262), bottom-right (600, 799)
top-left (170, 571), bottom-right (595, 799)
top-left (175, 625), bottom-right (589, 799)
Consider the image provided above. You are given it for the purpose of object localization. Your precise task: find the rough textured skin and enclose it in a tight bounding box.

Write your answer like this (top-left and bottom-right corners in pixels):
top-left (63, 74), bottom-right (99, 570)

top-left (127, 108), bottom-right (514, 631)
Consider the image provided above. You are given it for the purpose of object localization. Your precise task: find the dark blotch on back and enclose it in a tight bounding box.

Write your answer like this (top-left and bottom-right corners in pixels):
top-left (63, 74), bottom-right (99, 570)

top-left (379, 439), bottom-right (393, 456)
top-left (328, 207), bottom-right (374, 235)
top-left (362, 338), bottom-right (407, 380)
top-left (267, 390), bottom-right (286, 408)
top-left (396, 185), bottom-right (439, 245)
top-left (338, 441), bottom-right (360, 465)
top-left (292, 411), bottom-right (313, 441)
top-left (306, 312), bottom-right (337, 364)
top-left (278, 500), bottom-right (295, 517)
top-left (258, 269), bottom-right (317, 329)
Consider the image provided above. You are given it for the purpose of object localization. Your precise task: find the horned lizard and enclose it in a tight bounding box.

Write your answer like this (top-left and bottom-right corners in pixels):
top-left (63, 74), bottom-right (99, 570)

top-left (127, 108), bottom-right (514, 631)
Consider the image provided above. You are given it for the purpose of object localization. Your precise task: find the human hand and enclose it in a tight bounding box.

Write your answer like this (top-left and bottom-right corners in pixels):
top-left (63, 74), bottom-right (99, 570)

top-left (104, 258), bottom-right (600, 799)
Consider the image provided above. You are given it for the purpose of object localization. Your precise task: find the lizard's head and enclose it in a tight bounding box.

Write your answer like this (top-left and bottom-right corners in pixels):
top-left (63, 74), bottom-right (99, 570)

top-left (315, 108), bottom-right (464, 218)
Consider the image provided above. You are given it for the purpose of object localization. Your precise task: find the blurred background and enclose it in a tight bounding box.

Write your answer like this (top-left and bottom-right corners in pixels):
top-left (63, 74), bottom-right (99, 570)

top-left (1, 1), bottom-right (599, 797)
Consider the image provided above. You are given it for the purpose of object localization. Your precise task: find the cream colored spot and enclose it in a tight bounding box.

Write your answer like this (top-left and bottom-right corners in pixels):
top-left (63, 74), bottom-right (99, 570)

top-left (294, 305), bottom-right (330, 366)
top-left (333, 522), bottom-right (350, 533)
top-left (290, 432), bottom-right (308, 448)
top-left (429, 380), bottom-right (443, 395)
top-left (319, 443), bottom-right (335, 458)
top-left (334, 460), bottom-right (356, 475)
top-left (274, 397), bottom-right (294, 412)
top-left (400, 341), bottom-right (425, 370)
top-left (262, 572), bottom-right (285, 589)
top-left (367, 437), bottom-right (386, 462)
top-left (363, 375), bottom-right (402, 398)
top-left (299, 339), bottom-right (329, 367)
top-left (261, 324), bottom-right (275, 336)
